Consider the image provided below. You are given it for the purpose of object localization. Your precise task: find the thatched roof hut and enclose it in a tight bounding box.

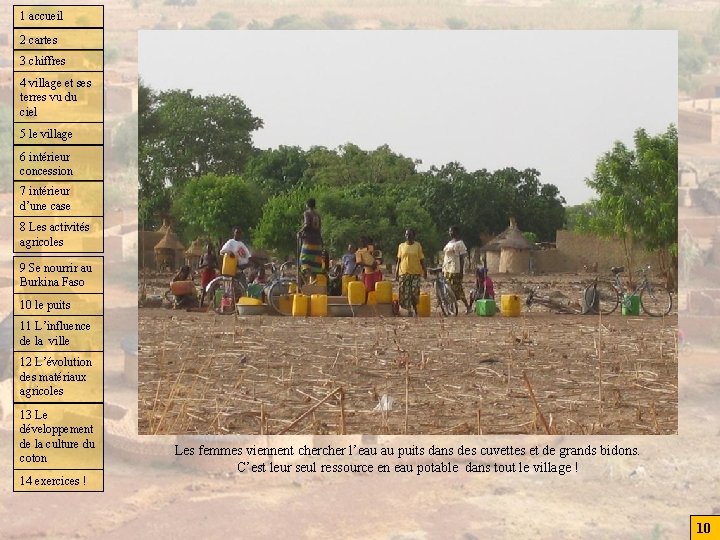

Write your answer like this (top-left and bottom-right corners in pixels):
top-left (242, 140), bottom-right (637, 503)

top-left (154, 228), bottom-right (185, 270)
top-left (139, 220), bottom-right (172, 269)
top-left (480, 218), bottom-right (535, 274)
top-left (184, 238), bottom-right (204, 268)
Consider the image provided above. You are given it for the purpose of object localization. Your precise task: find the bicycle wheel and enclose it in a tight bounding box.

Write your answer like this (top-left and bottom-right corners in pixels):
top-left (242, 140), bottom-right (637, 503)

top-left (437, 282), bottom-right (458, 316)
top-left (206, 277), bottom-right (244, 315)
top-left (266, 279), bottom-right (297, 315)
top-left (204, 277), bottom-right (225, 313)
top-left (640, 283), bottom-right (672, 317)
top-left (585, 281), bottom-right (619, 315)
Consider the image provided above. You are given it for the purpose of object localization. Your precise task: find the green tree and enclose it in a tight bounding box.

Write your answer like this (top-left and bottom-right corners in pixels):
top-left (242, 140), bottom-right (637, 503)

top-left (303, 144), bottom-right (418, 187)
top-left (318, 185), bottom-right (440, 262)
top-left (419, 164), bottom-right (564, 246)
top-left (253, 183), bottom-right (441, 264)
top-left (172, 173), bottom-right (263, 246)
top-left (253, 189), bottom-right (315, 258)
top-left (585, 125), bottom-right (678, 286)
top-left (244, 146), bottom-right (309, 197)
top-left (138, 83), bottom-right (263, 226)
top-left (565, 202), bottom-right (607, 232)
top-left (138, 82), bottom-right (167, 226)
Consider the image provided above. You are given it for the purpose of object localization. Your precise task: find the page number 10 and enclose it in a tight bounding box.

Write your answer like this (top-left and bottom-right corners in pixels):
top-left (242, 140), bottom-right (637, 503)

top-left (692, 517), bottom-right (720, 540)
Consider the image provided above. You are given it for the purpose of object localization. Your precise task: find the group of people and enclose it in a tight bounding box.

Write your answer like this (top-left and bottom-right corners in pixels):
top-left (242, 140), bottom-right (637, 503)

top-left (328, 225), bottom-right (494, 317)
top-left (168, 227), bottom-right (254, 308)
top-left (333, 237), bottom-right (383, 295)
top-left (392, 226), bottom-right (494, 316)
top-left (171, 197), bottom-right (495, 316)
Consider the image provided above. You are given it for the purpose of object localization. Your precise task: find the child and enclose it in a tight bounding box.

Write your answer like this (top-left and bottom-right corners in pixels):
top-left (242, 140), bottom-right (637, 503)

top-left (470, 267), bottom-right (495, 304)
top-left (198, 243), bottom-right (218, 307)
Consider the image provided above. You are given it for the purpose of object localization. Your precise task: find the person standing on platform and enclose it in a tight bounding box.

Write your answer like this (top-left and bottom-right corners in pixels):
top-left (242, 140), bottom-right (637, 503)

top-left (298, 198), bottom-right (323, 282)
top-left (442, 226), bottom-right (471, 313)
top-left (356, 236), bottom-right (380, 299)
top-left (395, 229), bottom-right (427, 316)
top-left (342, 244), bottom-right (358, 277)
top-left (368, 237), bottom-right (384, 284)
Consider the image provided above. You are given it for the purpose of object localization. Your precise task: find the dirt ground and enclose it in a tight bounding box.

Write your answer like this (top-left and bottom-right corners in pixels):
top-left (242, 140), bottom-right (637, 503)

top-left (138, 272), bottom-right (677, 436)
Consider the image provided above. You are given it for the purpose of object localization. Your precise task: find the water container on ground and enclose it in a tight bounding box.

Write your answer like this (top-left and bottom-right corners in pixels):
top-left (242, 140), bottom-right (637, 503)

top-left (500, 294), bottom-right (521, 317)
top-left (292, 294), bottom-right (309, 316)
top-left (475, 299), bottom-right (496, 317)
top-left (310, 294), bottom-right (328, 317)
top-left (417, 293), bottom-right (431, 317)
top-left (347, 281), bottom-right (366, 305)
top-left (622, 294), bottom-right (640, 316)
top-left (341, 275), bottom-right (356, 296)
top-left (375, 281), bottom-right (392, 304)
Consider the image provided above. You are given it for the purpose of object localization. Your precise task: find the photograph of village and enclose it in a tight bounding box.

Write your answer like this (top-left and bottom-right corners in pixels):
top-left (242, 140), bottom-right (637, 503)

top-left (2, 1), bottom-right (720, 538)
top-left (134, 30), bottom-right (678, 436)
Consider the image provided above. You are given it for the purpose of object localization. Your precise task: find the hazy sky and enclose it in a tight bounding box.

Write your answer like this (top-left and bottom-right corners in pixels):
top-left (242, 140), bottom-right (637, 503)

top-left (139, 30), bottom-right (677, 205)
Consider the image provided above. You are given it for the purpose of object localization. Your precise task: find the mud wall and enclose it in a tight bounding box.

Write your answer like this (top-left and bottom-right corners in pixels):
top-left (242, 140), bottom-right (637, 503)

top-left (469, 231), bottom-right (660, 275)
top-left (533, 230), bottom-right (659, 275)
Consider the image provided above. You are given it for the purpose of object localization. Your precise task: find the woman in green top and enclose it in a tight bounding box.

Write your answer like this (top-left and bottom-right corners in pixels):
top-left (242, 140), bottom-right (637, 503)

top-left (395, 229), bottom-right (427, 316)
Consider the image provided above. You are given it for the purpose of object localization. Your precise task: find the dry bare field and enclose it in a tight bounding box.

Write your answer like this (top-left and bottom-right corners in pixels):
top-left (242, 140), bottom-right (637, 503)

top-left (138, 273), bottom-right (677, 436)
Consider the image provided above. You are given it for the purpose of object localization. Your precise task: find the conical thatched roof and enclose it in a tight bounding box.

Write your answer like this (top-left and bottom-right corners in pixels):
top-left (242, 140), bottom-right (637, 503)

top-left (480, 218), bottom-right (535, 252)
top-left (154, 228), bottom-right (185, 251)
top-left (156, 219), bottom-right (170, 234)
top-left (185, 238), bottom-right (204, 257)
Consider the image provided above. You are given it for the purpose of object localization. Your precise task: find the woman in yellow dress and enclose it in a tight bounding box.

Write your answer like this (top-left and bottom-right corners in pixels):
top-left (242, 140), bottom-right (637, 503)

top-left (394, 229), bottom-right (427, 316)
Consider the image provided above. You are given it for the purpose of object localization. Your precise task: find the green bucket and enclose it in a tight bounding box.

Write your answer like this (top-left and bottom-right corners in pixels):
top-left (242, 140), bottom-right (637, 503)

top-left (247, 283), bottom-right (263, 299)
top-left (474, 299), bottom-right (496, 317)
top-left (622, 294), bottom-right (640, 316)
top-left (214, 287), bottom-right (224, 309)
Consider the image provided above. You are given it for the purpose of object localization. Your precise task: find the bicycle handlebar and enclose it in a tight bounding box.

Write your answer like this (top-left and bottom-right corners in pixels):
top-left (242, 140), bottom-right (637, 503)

top-left (610, 264), bottom-right (652, 275)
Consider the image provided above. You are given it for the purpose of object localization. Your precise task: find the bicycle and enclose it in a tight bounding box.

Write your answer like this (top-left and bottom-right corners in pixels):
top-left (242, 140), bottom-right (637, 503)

top-left (525, 285), bottom-right (579, 314)
top-left (427, 267), bottom-right (457, 316)
top-left (264, 261), bottom-right (300, 315)
top-left (585, 265), bottom-right (673, 317)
